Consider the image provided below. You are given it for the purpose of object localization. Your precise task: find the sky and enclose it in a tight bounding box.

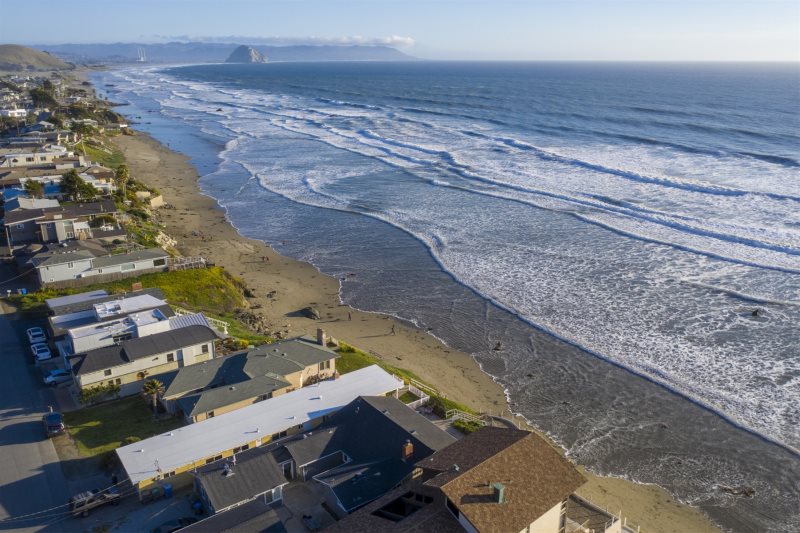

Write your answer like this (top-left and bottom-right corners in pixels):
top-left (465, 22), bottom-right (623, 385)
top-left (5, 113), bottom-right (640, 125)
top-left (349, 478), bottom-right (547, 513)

top-left (4, 0), bottom-right (799, 61)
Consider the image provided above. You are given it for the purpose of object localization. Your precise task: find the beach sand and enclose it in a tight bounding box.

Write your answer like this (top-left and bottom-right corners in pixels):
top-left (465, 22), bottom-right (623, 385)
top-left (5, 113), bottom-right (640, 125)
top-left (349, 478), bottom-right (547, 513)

top-left (112, 130), bottom-right (722, 533)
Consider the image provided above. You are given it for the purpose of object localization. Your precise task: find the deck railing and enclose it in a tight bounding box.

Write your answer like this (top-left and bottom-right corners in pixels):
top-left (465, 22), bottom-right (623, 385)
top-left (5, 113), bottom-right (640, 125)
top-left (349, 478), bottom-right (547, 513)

top-left (171, 306), bottom-right (229, 335)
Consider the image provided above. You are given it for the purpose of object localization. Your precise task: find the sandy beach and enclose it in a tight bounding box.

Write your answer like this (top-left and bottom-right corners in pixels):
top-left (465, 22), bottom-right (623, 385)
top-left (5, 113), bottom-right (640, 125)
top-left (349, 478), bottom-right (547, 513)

top-left (112, 130), bottom-right (722, 533)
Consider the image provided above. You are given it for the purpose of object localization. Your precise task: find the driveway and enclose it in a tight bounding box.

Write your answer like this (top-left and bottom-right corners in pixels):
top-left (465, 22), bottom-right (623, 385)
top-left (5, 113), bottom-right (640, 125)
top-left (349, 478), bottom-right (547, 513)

top-left (0, 303), bottom-right (70, 531)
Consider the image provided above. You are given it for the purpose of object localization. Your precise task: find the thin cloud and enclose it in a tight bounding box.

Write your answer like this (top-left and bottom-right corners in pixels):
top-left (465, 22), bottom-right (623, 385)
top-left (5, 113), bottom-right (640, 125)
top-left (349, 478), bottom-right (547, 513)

top-left (152, 35), bottom-right (415, 47)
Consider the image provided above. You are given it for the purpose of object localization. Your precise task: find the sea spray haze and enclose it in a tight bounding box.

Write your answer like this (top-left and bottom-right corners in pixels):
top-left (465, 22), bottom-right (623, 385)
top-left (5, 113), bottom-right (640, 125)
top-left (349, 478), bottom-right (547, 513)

top-left (96, 61), bottom-right (800, 532)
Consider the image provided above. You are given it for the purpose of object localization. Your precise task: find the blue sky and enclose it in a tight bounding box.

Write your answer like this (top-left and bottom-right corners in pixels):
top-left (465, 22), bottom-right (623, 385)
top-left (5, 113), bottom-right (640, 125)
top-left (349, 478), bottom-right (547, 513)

top-left (5, 0), bottom-right (798, 61)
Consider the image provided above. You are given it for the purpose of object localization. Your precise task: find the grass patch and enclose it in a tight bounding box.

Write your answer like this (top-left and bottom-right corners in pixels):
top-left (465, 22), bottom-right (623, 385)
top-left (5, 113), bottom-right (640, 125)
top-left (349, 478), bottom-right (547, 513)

top-left (398, 390), bottom-right (420, 404)
top-left (64, 396), bottom-right (182, 457)
top-left (78, 139), bottom-right (125, 168)
top-left (10, 267), bottom-right (246, 318)
top-left (453, 419), bottom-right (483, 435)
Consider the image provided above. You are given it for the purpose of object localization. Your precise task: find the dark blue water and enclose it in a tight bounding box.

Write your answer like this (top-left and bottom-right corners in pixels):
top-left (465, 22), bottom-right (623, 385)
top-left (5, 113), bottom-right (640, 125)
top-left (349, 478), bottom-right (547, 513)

top-left (94, 62), bottom-right (800, 532)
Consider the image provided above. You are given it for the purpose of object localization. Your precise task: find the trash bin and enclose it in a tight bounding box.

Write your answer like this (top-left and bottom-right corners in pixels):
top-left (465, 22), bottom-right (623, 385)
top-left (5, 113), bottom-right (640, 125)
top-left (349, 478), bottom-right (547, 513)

top-left (163, 483), bottom-right (173, 499)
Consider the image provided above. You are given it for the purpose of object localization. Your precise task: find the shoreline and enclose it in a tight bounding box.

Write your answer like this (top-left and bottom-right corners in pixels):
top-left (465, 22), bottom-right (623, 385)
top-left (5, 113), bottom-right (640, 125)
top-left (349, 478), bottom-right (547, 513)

top-left (111, 129), bottom-right (723, 533)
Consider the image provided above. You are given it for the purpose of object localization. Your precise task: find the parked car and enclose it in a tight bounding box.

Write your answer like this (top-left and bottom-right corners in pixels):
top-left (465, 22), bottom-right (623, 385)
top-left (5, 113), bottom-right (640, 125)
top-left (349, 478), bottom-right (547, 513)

top-left (27, 327), bottom-right (47, 344)
top-left (44, 369), bottom-right (72, 386)
top-left (42, 412), bottom-right (65, 438)
top-left (30, 343), bottom-right (52, 361)
top-left (69, 488), bottom-right (120, 518)
top-left (151, 517), bottom-right (198, 533)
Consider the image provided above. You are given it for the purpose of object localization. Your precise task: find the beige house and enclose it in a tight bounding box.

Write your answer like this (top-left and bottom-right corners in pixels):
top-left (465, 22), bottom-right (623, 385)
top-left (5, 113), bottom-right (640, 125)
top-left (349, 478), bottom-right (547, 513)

top-left (69, 325), bottom-right (217, 397)
top-left (326, 427), bottom-right (637, 533)
top-left (162, 337), bottom-right (339, 423)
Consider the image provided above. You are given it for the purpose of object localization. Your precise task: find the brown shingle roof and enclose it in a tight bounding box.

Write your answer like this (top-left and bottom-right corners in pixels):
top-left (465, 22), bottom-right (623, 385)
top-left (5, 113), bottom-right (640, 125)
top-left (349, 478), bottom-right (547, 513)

top-left (424, 428), bottom-right (585, 533)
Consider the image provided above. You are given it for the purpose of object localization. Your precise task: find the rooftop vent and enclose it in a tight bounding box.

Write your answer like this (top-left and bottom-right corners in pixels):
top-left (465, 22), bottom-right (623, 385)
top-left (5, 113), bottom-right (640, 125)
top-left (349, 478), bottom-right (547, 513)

top-left (491, 482), bottom-right (506, 504)
top-left (223, 463), bottom-right (235, 477)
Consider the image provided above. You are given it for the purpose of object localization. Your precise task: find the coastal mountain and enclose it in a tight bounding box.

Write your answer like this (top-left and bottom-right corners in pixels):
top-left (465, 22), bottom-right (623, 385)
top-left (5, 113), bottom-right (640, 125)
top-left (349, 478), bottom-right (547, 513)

top-left (226, 45), bottom-right (268, 63)
top-left (35, 42), bottom-right (415, 64)
top-left (0, 44), bottom-right (70, 71)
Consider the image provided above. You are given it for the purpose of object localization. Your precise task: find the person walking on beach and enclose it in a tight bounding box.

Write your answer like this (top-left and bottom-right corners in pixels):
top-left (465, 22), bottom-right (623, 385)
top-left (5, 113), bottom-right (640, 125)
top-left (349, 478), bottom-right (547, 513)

top-left (391, 324), bottom-right (396, 335)
top-left (348, 312), bottom-right (352, 321)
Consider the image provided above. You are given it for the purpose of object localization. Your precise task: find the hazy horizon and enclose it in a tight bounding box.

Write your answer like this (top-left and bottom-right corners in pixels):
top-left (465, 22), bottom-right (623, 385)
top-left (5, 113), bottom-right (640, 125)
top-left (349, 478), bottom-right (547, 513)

top-left (4, 0), bottom-right (798, 62)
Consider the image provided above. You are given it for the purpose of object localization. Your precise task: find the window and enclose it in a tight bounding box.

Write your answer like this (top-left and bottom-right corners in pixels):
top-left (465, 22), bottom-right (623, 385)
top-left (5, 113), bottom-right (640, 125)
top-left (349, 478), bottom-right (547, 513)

top-left (258, 393), bottom-right (272, 402)
top-left (163, 471), bottom-right (175, 479)
top-left (67, 262), bottom-right (74, 269)
top-left (233, 444), bottom-right (250, 454)
top-left (46, 223), bottom-right (53, 228)
top-left (115, 378), bottom-right (121, 385)
top-left (16, 224), bottom-right (24, 229)
top-left (319, 360), bottom-right (331, 371)
top-left (39, 156), bottom-right (46, 161)
top-left (121, 263), bottom-right (135, 272)
top-left (208, 411), bottom-right (215, 418)
top-left (201, 344), bottom-right (209, 354)
top-left (104, 369), bottom-right (112, 376)
top-left (25, 156), bottom-right (34, 162)
top-left (153, 258), bottom-right (166, 267)
top-left (166, 353), bottom-right (174, 362)
top-left (271, 430), bottom-right (288, 441)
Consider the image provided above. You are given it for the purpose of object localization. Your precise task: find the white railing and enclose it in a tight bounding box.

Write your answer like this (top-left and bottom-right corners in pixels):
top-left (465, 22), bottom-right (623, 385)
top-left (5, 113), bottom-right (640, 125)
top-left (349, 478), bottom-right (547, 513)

top-left (445, 409), bottom-right (487, 426)
top-left (168, 256), bottom-right (207, 271)
top-left (404, 384), bottom-right (430, 410)
top-left (172, 306), bottom-right (229, 335)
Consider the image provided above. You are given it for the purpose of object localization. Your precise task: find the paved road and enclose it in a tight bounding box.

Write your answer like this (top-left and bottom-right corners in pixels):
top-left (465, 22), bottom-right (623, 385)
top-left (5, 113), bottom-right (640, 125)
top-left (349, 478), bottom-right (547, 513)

top-left (0, 307), bottom-right (69, 531)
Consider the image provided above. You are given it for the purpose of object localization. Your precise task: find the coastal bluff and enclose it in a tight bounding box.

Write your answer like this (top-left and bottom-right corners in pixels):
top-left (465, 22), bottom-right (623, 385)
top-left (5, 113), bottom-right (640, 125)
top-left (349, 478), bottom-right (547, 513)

top-left (225, 45), bottom-right (268, 63)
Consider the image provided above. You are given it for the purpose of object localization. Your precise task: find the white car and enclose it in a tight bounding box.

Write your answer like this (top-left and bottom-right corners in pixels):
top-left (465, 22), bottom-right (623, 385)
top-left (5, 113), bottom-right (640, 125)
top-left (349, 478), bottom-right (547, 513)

top-left (31, 343), bottom-right (52, 361)
top-left (27, 327), bottom-right (47, 344)
top-left (44, 369), bottom-right (72, 386)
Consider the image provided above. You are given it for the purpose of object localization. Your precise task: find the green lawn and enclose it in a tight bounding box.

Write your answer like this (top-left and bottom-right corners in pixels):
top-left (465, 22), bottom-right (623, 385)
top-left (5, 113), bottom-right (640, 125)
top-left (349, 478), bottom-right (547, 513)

top-left (64, 396), bottom-right (183, 457)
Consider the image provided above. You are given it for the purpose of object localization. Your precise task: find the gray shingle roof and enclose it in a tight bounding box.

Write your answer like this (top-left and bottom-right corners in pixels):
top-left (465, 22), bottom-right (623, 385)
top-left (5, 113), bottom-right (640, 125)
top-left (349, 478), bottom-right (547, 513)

top-left (91, 248), bottom-right (168, 269)
top-left (283, 395), bottom-right (456, 511)
top-left (163, 338), bottom-right (338, 399)
top-left (71, 325), bottom-right (217, 376)
top-left (177, 373), bottom-right (290, 419)
top-left (181, 500), bottom-right (286, 533)
top-left (124, 325), bottom-right (216, 360)
top-left (195, 448), bottom-right (288, 512)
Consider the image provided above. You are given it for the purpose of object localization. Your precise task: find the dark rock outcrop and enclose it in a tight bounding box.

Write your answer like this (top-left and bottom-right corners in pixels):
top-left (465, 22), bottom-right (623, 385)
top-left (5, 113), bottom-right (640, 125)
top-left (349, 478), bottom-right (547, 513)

top-left (225, 45), bottom-right (268, 64)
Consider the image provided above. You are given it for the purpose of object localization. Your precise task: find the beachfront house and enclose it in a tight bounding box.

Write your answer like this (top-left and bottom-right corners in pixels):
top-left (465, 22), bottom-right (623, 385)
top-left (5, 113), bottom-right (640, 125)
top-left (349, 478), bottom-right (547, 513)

top-left (284, 395), bottom-right (456, 515)
top-left (0, 145), bottom-right (71, 168)
top-left (30, 245), bottom-right (168, 287)
top-left (161, 337), bottom-right (340, 423)
top-left (328, 426), bottom-right (605, 533)
top-left (2, 198), bottom-right (117, 247)
top-left (69, 324), bottom-right (218, 397)
top-left (187, 394), bottom-right (454, 526)
top-left (116, 365), bottom-right (404, 498)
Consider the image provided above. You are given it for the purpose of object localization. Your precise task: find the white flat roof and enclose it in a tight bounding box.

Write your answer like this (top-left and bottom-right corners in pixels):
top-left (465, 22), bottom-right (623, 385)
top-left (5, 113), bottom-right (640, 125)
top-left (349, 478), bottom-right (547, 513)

top-left (118, 365), bottom-right (403, 485)
top-left (93, 294), bottom-right (166, 319)
top-left (46, 290), bottom-right (109, 310)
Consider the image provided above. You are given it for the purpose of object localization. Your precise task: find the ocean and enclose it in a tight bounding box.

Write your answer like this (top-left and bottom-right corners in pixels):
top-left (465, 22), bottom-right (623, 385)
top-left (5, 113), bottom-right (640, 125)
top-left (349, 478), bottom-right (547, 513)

top-left (94, 61), bottom-right (800, 532)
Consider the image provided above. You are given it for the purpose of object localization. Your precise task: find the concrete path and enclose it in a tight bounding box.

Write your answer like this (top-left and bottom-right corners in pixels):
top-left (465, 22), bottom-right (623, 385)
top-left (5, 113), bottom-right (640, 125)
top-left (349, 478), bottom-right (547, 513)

top-left (0, 306), bottom-right (70, 532)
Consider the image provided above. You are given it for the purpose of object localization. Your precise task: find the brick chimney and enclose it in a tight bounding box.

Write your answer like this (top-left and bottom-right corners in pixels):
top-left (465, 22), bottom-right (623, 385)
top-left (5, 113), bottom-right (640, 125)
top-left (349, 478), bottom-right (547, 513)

top-left (317, 328), bottom-right (326, 346)
top-left (402, 439), bottom-right (414, 460)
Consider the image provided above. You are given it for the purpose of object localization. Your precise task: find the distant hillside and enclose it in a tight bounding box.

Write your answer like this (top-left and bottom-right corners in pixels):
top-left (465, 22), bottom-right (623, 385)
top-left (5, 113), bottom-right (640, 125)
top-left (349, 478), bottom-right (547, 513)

top-left (37, 42), bottom-right (415, 64)
top-left (0, 44), bottom-right (71, 71)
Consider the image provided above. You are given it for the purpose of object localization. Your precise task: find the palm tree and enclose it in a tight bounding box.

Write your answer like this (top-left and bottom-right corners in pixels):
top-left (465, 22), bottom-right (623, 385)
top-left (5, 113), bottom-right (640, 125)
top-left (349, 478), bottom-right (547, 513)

top-left (141, 379), bottom-right (164, 416)
top-left (114, 164), bottom-right (129, 196)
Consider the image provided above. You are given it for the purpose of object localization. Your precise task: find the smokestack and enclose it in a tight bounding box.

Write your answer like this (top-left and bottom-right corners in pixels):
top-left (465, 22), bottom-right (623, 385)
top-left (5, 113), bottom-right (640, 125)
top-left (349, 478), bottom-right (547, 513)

top-left (317, 328), bottom-right (326, 346)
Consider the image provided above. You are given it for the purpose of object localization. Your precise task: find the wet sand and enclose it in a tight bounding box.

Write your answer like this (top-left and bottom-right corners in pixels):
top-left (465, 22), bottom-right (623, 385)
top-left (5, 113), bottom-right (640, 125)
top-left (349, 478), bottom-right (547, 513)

top-left (112, 130), bottom-right (722, 533)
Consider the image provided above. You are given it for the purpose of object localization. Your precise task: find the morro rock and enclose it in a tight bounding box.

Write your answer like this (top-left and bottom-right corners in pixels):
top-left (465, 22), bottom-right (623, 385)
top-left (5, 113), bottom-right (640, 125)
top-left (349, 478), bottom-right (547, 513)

top-left (225, 45), bottom-right (268, 64)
